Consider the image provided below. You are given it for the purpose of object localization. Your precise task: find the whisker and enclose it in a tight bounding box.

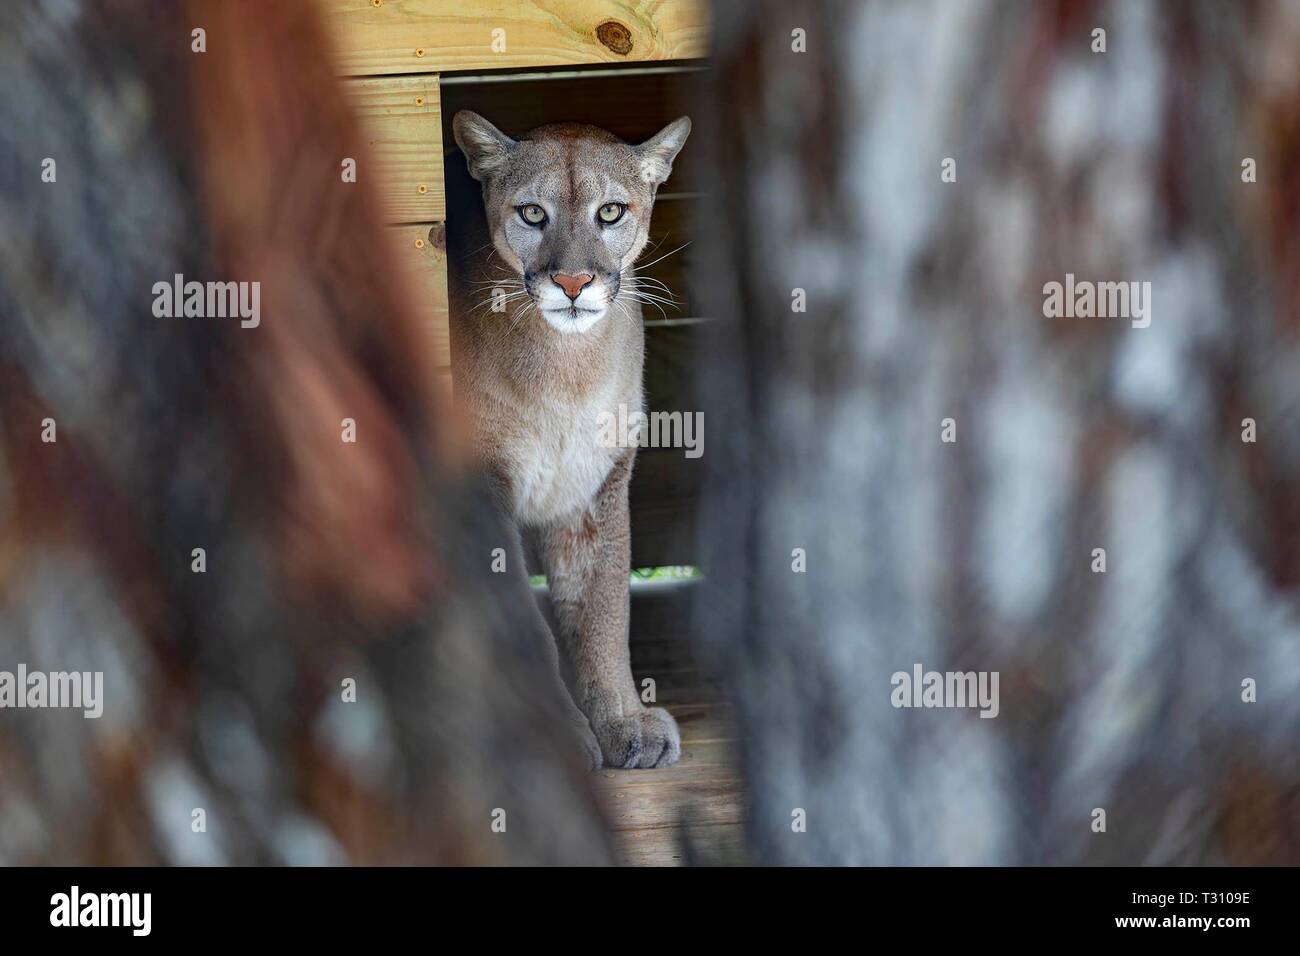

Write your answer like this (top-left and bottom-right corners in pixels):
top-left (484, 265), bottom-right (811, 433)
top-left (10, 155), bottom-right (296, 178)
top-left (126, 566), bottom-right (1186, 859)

top-left (635, 240), bottom-right (691, 271)
top-left (617, 289), bottom-right (669, 320)
top-left (625, 274), bottom-right (673, 290)
top-left (637, 232), bottom-right (670, 262)
top-left (620, 283), bottom-right (679, 306)
top-left (469, 289), bottom-right (532, 315)
top-left (620, 270), bottom-right (677, 295)
top-left (622, 281), bottom-right (677, 303)
top-left (467, 273), bottom-right (524, 282)
top-left (504, 293), bottom-right (538, 331)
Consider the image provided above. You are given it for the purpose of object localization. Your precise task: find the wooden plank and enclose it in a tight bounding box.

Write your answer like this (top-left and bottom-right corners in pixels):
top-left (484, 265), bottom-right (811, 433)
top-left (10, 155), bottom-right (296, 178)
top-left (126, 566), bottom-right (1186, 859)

top-left (610, 821), bottom-right (747, 866)
top-left (599, 780), bottom-right (744, 829)
top-left (674, 718), bottom-right (737, 747)
top-left (595, 728), bottom-right (747, 864)
top-left (657, 701), bottom-right (730, 738)
top-left (389, 222), bottom-right (451, 368)
top-left (320, 0), bottom-right (709, 76)
top-left (595, 766), bottom-right (741, 802)
top-left (346, 75), bottom-right (445, 223)
top-left (592, 738), bottom-right (739, 791)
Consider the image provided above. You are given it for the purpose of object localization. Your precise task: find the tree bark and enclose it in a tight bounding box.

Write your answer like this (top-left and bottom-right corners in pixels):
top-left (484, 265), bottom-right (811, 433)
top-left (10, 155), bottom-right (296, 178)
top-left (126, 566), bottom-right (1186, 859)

top-left (697, 0), bottom-right (1300, 864)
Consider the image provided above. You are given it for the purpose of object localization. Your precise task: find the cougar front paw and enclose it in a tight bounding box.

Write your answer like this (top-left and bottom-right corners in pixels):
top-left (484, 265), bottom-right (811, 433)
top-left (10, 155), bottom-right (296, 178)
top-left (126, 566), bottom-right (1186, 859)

top-left (596, 707), bottom-right (681, 769)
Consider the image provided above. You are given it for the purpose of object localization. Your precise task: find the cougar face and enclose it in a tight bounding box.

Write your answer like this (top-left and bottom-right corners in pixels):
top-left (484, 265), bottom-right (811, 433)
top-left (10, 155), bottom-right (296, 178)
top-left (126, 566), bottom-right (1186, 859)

top-left (453, 112), bottom-right (690, 335)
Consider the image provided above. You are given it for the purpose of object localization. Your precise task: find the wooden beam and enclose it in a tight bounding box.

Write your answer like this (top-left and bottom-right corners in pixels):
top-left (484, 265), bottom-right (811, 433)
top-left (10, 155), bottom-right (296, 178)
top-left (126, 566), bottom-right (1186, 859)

top-left (320, 0), bottom-right (709, 76)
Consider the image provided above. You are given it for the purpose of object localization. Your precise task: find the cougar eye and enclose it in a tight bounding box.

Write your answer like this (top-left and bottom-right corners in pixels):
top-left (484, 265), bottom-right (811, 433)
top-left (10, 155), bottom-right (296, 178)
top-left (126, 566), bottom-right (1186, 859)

top-left (518, 204), bottom-right (547, 226)
top-left (597, 202), bottom-right (626, 224)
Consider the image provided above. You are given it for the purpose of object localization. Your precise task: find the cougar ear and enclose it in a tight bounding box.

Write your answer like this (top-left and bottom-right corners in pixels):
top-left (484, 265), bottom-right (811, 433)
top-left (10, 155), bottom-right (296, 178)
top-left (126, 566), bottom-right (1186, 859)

top-left (636, 116), bottom-right (691, 187)
top-left (453, 110), bottom-right (516, 182)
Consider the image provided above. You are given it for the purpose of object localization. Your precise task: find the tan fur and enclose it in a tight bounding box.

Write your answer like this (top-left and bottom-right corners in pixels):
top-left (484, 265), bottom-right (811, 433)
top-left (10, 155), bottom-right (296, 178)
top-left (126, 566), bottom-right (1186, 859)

top-left (452, 112), bottom-right (690, 769)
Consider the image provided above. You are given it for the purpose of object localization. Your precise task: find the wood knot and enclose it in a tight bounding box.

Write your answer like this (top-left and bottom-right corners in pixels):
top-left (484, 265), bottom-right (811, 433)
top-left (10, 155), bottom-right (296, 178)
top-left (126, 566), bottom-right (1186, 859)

top-left (595, 20), bottom-right (633, 55)
top-left (427, 223), bottom-right (446, 251)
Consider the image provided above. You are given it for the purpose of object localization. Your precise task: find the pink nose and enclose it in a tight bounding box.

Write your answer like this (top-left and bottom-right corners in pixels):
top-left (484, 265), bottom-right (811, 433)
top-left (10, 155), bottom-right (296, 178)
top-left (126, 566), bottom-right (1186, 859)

top-left (551, 272), bottom-right (594, 301)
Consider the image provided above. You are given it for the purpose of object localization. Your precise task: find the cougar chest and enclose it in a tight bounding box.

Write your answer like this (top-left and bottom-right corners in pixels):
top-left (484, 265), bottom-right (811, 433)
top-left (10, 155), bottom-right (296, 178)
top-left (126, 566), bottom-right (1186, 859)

top-left (506, 385), bottom-right (626, 527)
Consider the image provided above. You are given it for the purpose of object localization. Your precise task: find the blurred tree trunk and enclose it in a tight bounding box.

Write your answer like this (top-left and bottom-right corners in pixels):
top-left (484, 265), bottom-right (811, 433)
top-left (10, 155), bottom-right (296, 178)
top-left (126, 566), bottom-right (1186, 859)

top-left (697, 0), bottom-right (1300, 864)
top-left (0, 0), bottom-right (610, 866)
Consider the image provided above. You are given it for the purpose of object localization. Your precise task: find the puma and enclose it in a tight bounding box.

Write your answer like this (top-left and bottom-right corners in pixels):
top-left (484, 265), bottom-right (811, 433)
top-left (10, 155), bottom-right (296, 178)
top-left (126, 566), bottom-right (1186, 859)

top-left (450, 111), bottom-right (691, 769)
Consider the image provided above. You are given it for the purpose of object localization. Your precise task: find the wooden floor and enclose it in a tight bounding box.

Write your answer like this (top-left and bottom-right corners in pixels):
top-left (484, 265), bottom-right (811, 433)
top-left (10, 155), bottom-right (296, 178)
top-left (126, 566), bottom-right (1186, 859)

top-left (590, 579), bottom-right (748, 866)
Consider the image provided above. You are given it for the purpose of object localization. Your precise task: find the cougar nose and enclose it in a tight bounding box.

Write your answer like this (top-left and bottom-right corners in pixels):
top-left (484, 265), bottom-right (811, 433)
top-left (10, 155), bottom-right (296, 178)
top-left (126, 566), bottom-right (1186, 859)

top-left (551, 272), bottom-right (594, 301)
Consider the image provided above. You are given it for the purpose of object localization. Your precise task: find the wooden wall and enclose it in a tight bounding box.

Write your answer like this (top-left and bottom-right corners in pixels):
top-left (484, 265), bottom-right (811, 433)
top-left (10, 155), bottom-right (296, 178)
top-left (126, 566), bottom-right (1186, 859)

top-left (322, 0), bottom-right (710, 566)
